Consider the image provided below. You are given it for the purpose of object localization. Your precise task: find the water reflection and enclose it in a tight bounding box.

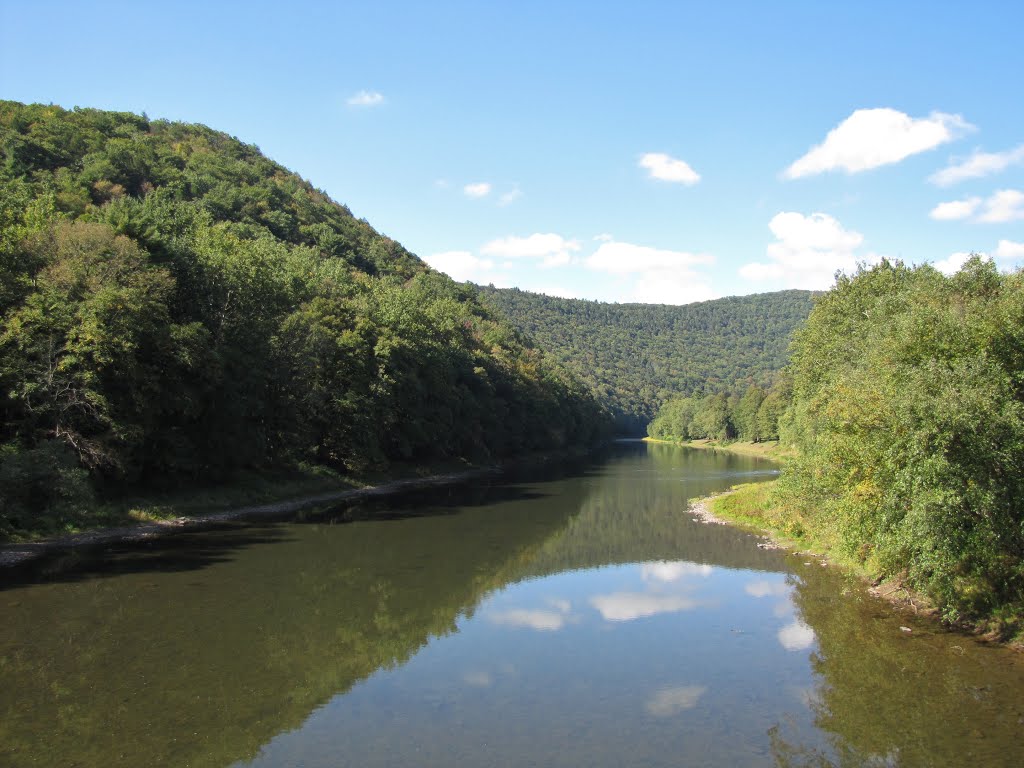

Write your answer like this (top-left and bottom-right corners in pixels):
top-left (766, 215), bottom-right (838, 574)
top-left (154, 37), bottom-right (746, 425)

top-left (2, 443), bottom-right (1023, 768)
top-left (488, 600), bottom-right (577, 631)
top-left (646, 685), bottom-right (708, 716)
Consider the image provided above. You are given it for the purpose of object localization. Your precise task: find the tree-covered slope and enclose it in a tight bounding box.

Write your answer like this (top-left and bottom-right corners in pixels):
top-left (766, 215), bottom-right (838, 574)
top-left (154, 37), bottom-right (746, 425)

top-left (477, 286), bottom-right (815, 431)
top-left (775, 258), bottom-right (1024, 633)
top-left (0, 101), bottom-right (609, 535)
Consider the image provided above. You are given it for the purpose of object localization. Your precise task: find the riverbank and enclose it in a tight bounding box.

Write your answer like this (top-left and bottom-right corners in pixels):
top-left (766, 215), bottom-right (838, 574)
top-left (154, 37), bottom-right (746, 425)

top-left (642, 436), bottom-right (793, 460)
top-left (0, 446), bottom-right (597, 569)
top-left (701, 482), bottom-right (1024, 650)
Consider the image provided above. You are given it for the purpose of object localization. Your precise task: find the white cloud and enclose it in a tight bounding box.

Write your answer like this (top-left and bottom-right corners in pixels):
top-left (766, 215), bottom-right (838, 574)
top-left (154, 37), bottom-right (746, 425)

top-left (593, 233), bottom-right (614, 242)
top-left (589, 591), bottom-right (699, 621)
top-left (498, 187), bottom-right (522, 206)
top-left (784, 108), bottom-right (972, 179)
top-left (424, 250), bottom-right (499, 283)
top-left (995, 239), bottom-right (1024, 262)
top-left (641, 561), bottom-right (713, 582)
top-left (929, 197), bottom-right (982, 221)
top-left (978, 189), bottom-right (1024, 223)
top-left (639, 152), bottom-right (701, 185)
top-left (482, 233), bottom-right (581, 268)
top-left (346, 90), bottom-right (385, 107)
top-left (586, 240), bottom-right (717, 305)
top-left (932, 190), bottom-right (1024, 223)
top-left (929, 144), bottom-right (1024, 186)
top-left (586, 241), bottom-right (713, 274)
top-left (932, 251), bottom-right (990, 275)
top-left (646, 686), bottom-right (707, 717)
top-left (463, 182), bottom-right (492, 199)
top-left (778, 620), bottom-right (816, 651)
top-left (740, 212), bottom-right (872, 290)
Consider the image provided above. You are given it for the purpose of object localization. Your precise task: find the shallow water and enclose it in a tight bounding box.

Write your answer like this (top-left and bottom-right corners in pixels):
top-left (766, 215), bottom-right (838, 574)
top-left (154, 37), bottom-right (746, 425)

top-left (1, 442), bottom-right (1022, 767)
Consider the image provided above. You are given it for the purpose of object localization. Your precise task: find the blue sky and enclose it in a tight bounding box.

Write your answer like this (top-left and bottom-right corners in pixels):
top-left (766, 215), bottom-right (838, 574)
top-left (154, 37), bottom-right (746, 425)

top-left (3, 1), bottom-right (1023, 304)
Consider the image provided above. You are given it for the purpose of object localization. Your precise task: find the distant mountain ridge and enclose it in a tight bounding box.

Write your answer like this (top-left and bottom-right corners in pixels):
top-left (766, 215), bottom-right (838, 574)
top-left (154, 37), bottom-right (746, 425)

top-left (477, 286), bottom-right (816, 432)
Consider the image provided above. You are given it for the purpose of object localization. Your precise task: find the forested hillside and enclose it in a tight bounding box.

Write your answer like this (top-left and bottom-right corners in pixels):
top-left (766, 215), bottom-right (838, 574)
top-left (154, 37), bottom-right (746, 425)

top-left (477, 286), bottom-right (815, 431)
top-left (0, 101), bottom-right (609, 535)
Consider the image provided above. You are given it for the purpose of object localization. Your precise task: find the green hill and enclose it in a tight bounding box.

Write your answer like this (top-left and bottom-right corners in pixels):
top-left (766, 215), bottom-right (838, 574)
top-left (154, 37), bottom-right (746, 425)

top-left (477, 286), bottom-right (815, 431)
top-left (0, 101), bottom-right (608, 535)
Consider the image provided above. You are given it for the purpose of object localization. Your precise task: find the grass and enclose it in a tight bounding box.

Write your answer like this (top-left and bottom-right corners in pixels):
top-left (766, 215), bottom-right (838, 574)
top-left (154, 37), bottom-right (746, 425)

top-left (709, 481), bottom-right (887, 581)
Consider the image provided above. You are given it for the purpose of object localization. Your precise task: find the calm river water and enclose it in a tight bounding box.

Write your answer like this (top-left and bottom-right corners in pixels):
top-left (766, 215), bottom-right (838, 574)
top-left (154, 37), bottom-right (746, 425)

top-left (2, 441), bottom-right (1023, 767)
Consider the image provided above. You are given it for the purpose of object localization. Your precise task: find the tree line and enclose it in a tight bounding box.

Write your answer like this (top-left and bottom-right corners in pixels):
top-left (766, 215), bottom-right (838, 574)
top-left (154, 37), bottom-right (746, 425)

top-left (477, 286), bottom-right (815, 432)
top-left (646, 377), bottom-right (791, 442)
top-left (0, 101), bottom-right (610, 536)
top-left (710, 258), bottom-right (1023, 635)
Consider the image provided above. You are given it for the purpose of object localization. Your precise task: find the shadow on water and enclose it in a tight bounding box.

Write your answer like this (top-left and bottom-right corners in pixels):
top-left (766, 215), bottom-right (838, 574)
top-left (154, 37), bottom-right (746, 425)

top-left (0, 448), bottom-right (616, 768)
top-left (0, 456), bottom-right (600, 590)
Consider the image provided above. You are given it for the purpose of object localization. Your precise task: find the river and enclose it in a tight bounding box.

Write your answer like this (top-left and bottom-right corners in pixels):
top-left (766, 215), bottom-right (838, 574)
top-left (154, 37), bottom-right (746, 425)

top-left (1, 441), bottom-right (1022, 767)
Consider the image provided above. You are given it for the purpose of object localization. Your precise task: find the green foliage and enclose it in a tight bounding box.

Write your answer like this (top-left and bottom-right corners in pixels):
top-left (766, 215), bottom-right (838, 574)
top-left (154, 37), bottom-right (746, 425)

top-left (647, 377), bottom-right (790, 442)
top-left (0, 100), bottom-right (610, 535)
top-left (0, 439), bottom-right (93, 536)
top-left (478, 285), bottom-right (814, 431)
top-left (777, 258), bottom-right (1024, 633)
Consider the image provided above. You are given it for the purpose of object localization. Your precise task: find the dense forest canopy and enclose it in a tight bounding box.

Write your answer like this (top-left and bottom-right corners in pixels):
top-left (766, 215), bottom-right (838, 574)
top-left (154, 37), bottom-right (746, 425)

top-left (477, 286), bottom-right (814, 432)
top-left (0, 101), bottom-right (609, 535)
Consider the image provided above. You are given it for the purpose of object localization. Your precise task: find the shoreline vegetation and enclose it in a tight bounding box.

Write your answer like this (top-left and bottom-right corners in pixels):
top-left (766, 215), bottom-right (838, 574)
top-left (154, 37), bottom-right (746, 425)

top-left (652, 260), bottom-right (1024, 647)
top-left (0, 445), bottom-right (596, 568)
top-left (702, 483), bottom-right (1023, 651)
top-left (642, 436), bottom-right (792, 461)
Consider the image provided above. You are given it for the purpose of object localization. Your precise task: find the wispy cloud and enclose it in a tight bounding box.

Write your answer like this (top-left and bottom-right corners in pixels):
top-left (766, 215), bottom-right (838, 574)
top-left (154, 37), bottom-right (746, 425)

top-left (463, 182), bottom-right (492, 199)
top-left (784, 108), bottom-right (972, 179)
top-left (498, 187), bottom-right (523, 206)
top-left (346, 90), bottom-right (385, 107)
top-left (929, 144), bottom-right (1024, 186)
top-left (639, 152), bottom-right (701, 185)
top-left (930, 189), bottom-right (1024, 223)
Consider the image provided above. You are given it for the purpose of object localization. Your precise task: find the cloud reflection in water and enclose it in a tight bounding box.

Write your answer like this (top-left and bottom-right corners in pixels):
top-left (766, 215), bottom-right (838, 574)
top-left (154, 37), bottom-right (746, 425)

top-left (590, 592), bottom-right (699, 621)
top-left (646, 685), bottom-right (708, 716)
